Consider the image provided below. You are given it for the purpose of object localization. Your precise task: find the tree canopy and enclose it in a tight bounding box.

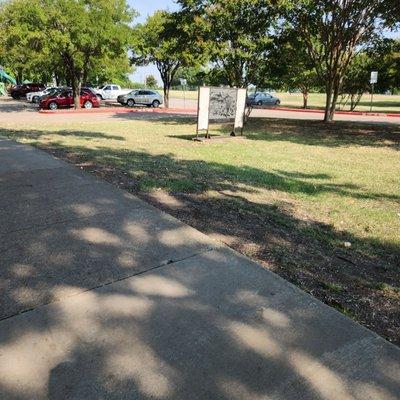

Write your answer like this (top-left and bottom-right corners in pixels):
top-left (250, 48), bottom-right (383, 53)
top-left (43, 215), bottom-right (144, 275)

top-left (131, 10), bottom-right (206, 108)
top-left (287, 0), bottom-right (388, 121)
top-left (0, 0), bottom-right (134, 107)
top-left (178, 0), bottom-right (279, 87)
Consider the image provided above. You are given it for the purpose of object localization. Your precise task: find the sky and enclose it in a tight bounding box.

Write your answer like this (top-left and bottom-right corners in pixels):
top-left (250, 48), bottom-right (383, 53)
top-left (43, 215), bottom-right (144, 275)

top-left (129, 1), bottom-right (178, 83)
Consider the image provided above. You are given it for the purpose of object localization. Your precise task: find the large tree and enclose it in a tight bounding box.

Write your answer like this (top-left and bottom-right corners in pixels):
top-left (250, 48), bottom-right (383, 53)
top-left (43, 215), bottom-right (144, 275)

top-left (178, 0), bottom-right (278, 88)
top-left (0, 0), bottom-right (134, 107)
top-left (43, 0), bottom-right (133, 108)
top-left (0, 0), bottom-right (51, 84)
top-left (373, 39), bottom-right (400, 94)
top-left (131, 10), bottom-right (205, 108)
top-left (337, 52), bottom-right (373, 111)
top-left (266, 30), bottom-right (320, 109)
top-left (288, 0), bottom-right (386, 121)
top-left (338, 39), bottom-right (400, 111)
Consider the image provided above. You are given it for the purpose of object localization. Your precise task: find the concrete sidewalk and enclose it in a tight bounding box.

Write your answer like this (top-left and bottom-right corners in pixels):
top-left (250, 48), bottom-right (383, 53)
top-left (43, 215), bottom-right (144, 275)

top-left (0, 138), bottom-right (399, 400)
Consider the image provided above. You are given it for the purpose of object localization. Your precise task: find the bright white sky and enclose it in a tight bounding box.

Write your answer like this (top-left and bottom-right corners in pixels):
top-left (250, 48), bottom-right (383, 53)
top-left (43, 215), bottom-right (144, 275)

top-left (128, 0), bottom-right (400, 85)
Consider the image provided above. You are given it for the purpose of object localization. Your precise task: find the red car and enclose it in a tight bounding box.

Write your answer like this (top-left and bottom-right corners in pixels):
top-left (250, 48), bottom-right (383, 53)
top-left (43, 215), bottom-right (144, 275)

top-left (39, 88), bottom-right (100, 110)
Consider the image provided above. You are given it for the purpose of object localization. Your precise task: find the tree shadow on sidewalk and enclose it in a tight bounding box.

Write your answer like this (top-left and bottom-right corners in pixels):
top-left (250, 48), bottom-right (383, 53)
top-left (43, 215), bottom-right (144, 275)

top-left (0, 137), bottom-right (399, 399)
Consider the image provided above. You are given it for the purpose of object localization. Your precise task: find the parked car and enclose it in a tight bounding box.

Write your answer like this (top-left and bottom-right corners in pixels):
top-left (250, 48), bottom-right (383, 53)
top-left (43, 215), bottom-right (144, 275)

top-left (27, 87), bottom-right (59, 103)
top-left (11, 83), bottom-right (45, 99)
top-left (117, 90), bottom-right (163, 108)
top-left (247, 92), bottom-right (281, 107)
top-left (39, 88), bottom-right (100, 110)
top-left (94, 84), bottom-right (131, 100)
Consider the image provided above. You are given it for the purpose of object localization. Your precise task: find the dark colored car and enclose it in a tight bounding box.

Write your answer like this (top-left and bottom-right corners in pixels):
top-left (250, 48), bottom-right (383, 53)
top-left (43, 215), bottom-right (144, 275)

top-left (39, 88), bottom-right (100, 110)
top-left (11, 83), bottom-right (45, 99)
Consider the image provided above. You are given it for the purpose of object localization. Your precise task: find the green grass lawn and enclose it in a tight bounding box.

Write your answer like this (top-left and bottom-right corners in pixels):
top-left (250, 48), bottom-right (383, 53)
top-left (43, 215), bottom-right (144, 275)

top-left (170, 90), bottom-right (400, 113)
top-left (1, 114), bottom-right (399, 343)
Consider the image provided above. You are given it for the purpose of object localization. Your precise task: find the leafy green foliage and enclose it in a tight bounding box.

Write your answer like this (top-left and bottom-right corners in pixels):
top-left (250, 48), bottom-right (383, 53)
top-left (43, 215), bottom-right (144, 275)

top-left (266, 30), bottom-right (321, 108)
top-left (131, 10), bottom-right (206, 107)
top-left (0, 0), bottom-right (134, 106)
top-left (287, 0), bottom-right (387, 121)
top-left (0, 0), bottom-right (50, 83)
top-left (178, 0), bottom-right (279, 87)
top-left (42, 0), bottom-right (134, 107)
top-left (145, 75), bottom-right (158, 89)
top-left (372, 39), bottom-right (400, 94)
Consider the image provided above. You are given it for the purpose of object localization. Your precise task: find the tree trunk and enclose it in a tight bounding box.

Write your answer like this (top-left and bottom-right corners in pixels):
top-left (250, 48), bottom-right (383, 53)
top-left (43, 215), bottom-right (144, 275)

top-left (324, 81), bottom-right (333, 122)
top-left (71, 76), bottom-right (81, 110)
top-left (163, 84), bottom-right (169, 109)
top-left (329, 82), bottom-right (340, 120)
top-left (324, 77), bottom-right (341, 122)
top-left (16, 69), bottom-right (23, 85)
top-left (302, 91), bottom-right (308, 109)
top-left (350, 94), bottom-right (356, 111)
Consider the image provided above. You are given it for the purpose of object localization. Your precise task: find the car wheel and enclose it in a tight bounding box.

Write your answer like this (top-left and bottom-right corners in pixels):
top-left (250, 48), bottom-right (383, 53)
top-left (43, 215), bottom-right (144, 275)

top-left (127, 99), bottom-right (135, 107)
top-left (33, 96), bottom-right (39, 103)
top-left (152, 100), bottom-right (160, 108)
top-left (256, 100), bottom-right (263, 106)
top-left (97, 94), bottom-right (103, 101)
top-left (49, 101), bottom-right (58, 110)
top-left (83, 101), bottom-right (93, 109)
top-left (275, 100), bottom-right (281, 106)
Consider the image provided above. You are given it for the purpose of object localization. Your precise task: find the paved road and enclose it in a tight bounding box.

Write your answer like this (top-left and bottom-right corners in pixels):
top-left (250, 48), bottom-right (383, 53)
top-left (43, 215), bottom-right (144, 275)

top-left (1, 96), bottom-right (400, 125)
top-left (0, 138), bottom-right (399, 399)
top-left (170, 97), bottom-right (400, 124)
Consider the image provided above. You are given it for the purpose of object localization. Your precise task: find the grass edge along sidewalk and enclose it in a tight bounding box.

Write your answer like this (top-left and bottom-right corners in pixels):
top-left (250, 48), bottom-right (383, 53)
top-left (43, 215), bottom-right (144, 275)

top-left (0, 137), bottom-right (399, 399)
top-left (0, 116), bottom-right (399, 345)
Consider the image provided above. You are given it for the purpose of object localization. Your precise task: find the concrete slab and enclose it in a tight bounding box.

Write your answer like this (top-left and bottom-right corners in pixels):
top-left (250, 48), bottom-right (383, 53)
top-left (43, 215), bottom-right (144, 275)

top-left (0, 139), bottom-right (63, 174)
top-left (0, 139), bottom-right (217, 319)
top-left (0, 137), bottom-right (399, 399)
top-left (0, 169), bottom-right (146, 235)
top-left (0, 247), bottom-right (398, 400)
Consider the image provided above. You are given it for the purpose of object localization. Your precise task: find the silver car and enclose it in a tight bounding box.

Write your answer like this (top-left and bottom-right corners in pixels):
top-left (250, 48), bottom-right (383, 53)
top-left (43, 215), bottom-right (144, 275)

top-left (117, 89), bottom-right (163, 108)
top-left (248, 92), bottom-right (281, 107)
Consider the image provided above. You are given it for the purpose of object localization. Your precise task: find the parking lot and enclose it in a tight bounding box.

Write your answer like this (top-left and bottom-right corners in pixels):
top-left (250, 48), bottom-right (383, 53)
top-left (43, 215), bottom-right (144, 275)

top-left (2, 96), bottom-right (400, 127)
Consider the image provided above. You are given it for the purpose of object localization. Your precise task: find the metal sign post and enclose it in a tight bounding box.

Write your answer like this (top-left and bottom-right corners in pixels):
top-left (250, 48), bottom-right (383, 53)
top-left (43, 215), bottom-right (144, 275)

top-left (180, 78), bottom-right (187, 109)
top-left (370, 71), bottom-right (378, 112)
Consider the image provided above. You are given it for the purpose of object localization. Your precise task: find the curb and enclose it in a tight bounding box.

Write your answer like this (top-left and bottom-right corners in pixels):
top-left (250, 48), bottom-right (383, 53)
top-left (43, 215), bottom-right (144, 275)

top-left (39, 107), bottom-right (197, 115)
top-left (271, 107), bottom-right (400, 118)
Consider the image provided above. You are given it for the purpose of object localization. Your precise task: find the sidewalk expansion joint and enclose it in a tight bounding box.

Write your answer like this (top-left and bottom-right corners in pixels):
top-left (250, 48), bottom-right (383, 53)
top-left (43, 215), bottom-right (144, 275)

top-left (0, 245), bottom-right (216, 324)
top-left (0, 211), bottom-right (112, 242)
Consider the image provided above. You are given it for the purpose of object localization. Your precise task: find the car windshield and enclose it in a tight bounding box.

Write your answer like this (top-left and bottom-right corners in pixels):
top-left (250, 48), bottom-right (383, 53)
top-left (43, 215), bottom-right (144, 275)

top-left (59, 90), bottom-right (71, 97)
top-left (50, 88), bottom-right (63, 95)
top-left (83, 88), bottom-right (96, 95)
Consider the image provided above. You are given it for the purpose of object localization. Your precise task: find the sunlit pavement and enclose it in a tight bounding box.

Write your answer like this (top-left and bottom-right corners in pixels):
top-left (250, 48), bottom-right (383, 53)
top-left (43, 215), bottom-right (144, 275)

top-left (0, 136), bottom-right (399, 399)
